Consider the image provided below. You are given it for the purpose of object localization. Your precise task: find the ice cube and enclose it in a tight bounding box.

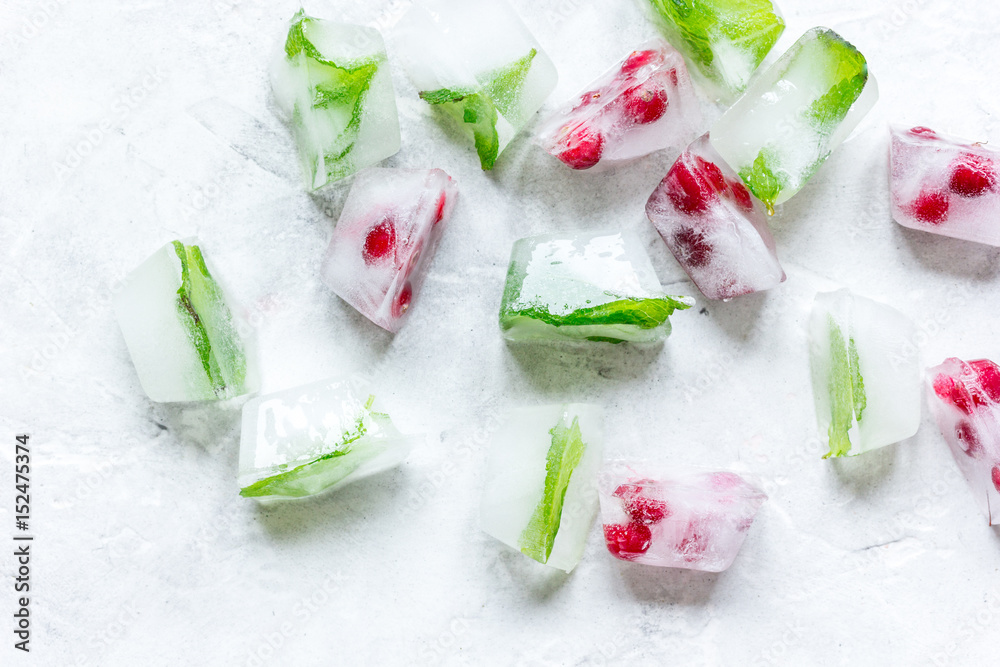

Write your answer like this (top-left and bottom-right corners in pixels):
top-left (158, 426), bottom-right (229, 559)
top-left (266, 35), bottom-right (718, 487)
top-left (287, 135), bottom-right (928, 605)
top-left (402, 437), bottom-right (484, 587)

top-left (499, 231), bottom-right (693, 343)
top-left (113, 239), bottom-right (260, 403)
top-left (321, 168), bottom-right (458, 333)
top-left (808, 289), bottom-right (920, 457)
top-left (889, 125), bottom-right (1000, 246)
top-left (644, 0), bottom-right (785, 100)
top-left (238, 377), bottom-right (416, 499)
top-left (394, 0), bottom-right (557, 170)
top-left (536, 40), bottom-right (701, 171)
top-left (926, 358), bottom-right (1000, 524)
top-left (711, 27), bottom-right (877, 213)
top-left (270, 10), bottom-right (401, 190)
top-left (480, 404), bottom-right (603, 572)
top-left (645, 133), bottom-right (785, 300)
top-left (598, 461), bottom-right (766, 571)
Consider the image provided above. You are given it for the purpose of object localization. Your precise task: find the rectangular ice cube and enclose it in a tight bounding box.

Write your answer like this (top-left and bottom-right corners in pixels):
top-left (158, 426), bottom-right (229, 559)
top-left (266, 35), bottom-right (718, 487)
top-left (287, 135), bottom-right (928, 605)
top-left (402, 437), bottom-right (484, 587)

top-left (926, 357), bottom-right (1000, 524)
top-left (711, 27), bottom-right (877, 213)
top-left (645, 133), bottom-right (785, 300)
top-left (238, 378), bottom-right (416, 499)
top-left (536, 40), bottom-right (701, 171)
top-left (598, 461), bottom-right (766, 571)
top-left (809, 289), bottom-right (920, 458)
top-left (480, 404), bottom-right (603, 572)
top-left (113, 239), bottom-right (259, 403)
top-left (499, 231), bottom-right (693, 343)
top-left (270, 10), bottom-right (401, 189)
top-left (645, 0), bottom-right (785, 100)
top-left (394, 0), bottom-right (557, 170)
top-left (889, 125), bottom-right (1000, 246)
top-left (321, 168), bottom-right (458, 333)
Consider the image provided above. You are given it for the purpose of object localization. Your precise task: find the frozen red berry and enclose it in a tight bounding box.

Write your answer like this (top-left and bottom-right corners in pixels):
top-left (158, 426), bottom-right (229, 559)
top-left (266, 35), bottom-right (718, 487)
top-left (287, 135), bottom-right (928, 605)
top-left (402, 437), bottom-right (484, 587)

top-left (908, 126), bottom-right (938, 138)
top-left (664, 157), bottom-right (722, 215)
top-left (433, 192), bottom-right (447, 224)
top-left (362, 217), bottom-right (396, 265)
top-left (613, 484), bottom-right (670, 524)
top-left (955, 421), bottom-right (981, 457)
top-left (557, 126), bottom-right (605, 170)
top-left (391, 282), bottom-right (412, 318)
top-left (933, 373), bottom-right (974, 415)
top-left (622, 83), bottom-right (668, 124)
top-left (949, 153), bottom-right (997, 197)
top-left (673, 227), bottom-right (713, 267)
top-left (969, 359), bottom-right (1000, 403)
top-left (728, 179), bottom-right (754, 213)
top-left (911, 190), bottom-right (949, 224)
top-left (604, 522), bottom-right (652, 560)
top-left (620, 49), bottom-right (659, 76)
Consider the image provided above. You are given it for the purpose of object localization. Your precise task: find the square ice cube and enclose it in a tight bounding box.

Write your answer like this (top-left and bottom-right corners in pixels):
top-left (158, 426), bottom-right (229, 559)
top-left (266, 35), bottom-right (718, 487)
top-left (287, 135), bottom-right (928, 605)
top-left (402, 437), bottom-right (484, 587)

top-left (499, 231), bottom-right (693, 343)
top-left (238, 377), bottom-right (417, 499)
top-left (113, 239), bottom-right (260, 403)
top-left (711, 27), bottom-right (877, 213)
top-left (394, 0), bottom-right (557, 170)
top-left (270, 10), bottom-right (401, 189)
top-left (646, 133), bottom-right (785, 300)
top-left (536, 40), bottom-right (701, 171)
top-left (321, 168), bottom-right (458, 333)
top-left (889, 125), bottom-right (1000, 246)
top-left (480, 403), bottom-right (603, 572)
top-left (809, 289), bottom-right (920, 457)
top-left (599, 461), bottom-right (767, 571)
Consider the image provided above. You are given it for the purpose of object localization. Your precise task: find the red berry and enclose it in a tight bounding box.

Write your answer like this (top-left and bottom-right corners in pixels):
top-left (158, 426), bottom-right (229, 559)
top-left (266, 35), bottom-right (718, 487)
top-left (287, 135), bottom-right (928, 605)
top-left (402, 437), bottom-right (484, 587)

top-left (603, 522), bottom-right (652, 560)
top-left (673, 227), bottom-right (713, 267)
top-left (933, 373), bottom-right (974, 415)
top-left (613, 484), bottom-right (670, 524)
top-left (362, 217), bottom-right (396, 265)
top-left (949, 153), bottom-right (997, 197)
top-left (433, 192), bottom-right (447, 224)
top-left (556, 126), bottom-right (605, 170)
top-left (969, 359), bottom-right (1000, 403)
top-left (911, 190), bottom-right (949, 224)
top-left (992, 466), bottom-right (1000, 494)
top-left (620, 49), bottom-right (659, 76)
top-left (664, 157), bottom-right (721, 215)
top-left (955, 421), bottom-right (981, 457)
top-left (391, 282), bottom-right (412, 319)
top-left (908, 126), bottom-right (938, 138)
top-left (728, 179), bottom-right (754, 213)
top-left (622, 83), bottom-right (668, 124)
top-left (677, 521), bottom-right (708, 562)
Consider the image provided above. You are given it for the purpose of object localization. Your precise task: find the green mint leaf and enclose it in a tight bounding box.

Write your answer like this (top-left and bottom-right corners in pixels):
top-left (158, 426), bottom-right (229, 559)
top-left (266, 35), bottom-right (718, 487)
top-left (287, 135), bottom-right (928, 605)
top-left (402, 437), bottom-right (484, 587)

top-left (518, 413), bottom-right (587, 563)
top-left (419, 87), bottom-right (500, 170)
top-left (483, 48), bottom-right (537, 121)
top-left (738, 148), bottom-right (785, 214)
top-left (849, 336), bottom-right (866, 422)
top-left (172, 241), bottom-right (247, 398)
top-left (502, 295), bottom-right (692, 332)
top-left (825, 315), bottom-right (859, 458)
top-left (807, 72), bottom-right (867, 132)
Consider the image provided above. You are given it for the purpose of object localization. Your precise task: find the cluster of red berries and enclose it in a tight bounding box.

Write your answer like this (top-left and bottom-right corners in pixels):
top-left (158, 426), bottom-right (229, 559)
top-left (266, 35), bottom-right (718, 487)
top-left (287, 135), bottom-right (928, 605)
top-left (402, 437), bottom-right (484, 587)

top-left (603, 482), bottom-right (670, 560)
top-left (908, 127), bottom-right (998, 225)
top-left (932, 359), bottom-right (1000, 492)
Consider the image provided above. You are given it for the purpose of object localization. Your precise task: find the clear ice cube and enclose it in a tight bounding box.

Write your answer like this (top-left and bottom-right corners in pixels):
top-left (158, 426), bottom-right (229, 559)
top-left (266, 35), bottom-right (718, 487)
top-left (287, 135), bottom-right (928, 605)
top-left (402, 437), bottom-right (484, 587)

top-left (711, 27), bottom-right (877, 213)
top-left (321, 168), bottom-right (458, 333)
top-left (536, 40), bottom-right (701, 171)
top-left (808, 289), bottom-right (920, 457)
top-left (480, 403), bottom-right (603, 572)
top-left (394, 0), bottom-right (557, 170)
top-left (599, 461), bottom-right (767, 571)
top-left (644, 0), bottom-right (785, 100)
top-left (270, 10), bottom-right (401, 189)
top-left (238, 377), bottom-right (416, 499)
top-left (926, 357), bottom-right (1000, 524)
top-left (889, 125), bottom-right (1000, 246)
top-left (499, 231), bottom-right (693, 343)
top-left (113, 239), bottom-right (260, 403)
top-left (645, 133), bottom-right (785, 300)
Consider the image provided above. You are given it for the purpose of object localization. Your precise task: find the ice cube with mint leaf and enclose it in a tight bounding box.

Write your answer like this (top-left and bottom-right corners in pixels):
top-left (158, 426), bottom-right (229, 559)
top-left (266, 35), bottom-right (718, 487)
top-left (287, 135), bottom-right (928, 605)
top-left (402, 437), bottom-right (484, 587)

top-left (710, 27), bottom-right (877, 214)
top-left (113, 239), bottom-right (260, 403)
top-left (499, 231), bottom-right (693, 343)
top-left (480, 404), bottom-right (603, 572)
top-left (394, 0), bottom-right (557, 170)
top-left (808, 289), bottom-right (920, 458)
top-left (238, 378), bottom-right (418, 500)
top-left (270, 10), bottom-right (401, 190)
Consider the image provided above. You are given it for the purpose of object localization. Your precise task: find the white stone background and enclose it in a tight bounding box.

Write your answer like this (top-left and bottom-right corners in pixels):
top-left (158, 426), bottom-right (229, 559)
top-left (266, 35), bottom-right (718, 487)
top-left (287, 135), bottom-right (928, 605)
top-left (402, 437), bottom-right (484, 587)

top-left (2, 0), bottom-right (1000, 664)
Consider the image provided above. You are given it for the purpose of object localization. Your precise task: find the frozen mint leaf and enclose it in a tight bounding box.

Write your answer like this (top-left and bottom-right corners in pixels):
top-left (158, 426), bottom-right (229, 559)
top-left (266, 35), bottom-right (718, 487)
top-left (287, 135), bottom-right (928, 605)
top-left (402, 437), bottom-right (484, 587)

top-left (738, 149), bottom-right (785, 214)
top-left (172, 241), bottom-right (247, 398)
top-left (519, 413), bottom-right (587, 563)
top-left (807, 72), bottom-right (867, 132)
top-left (419, 88), bottom-right (500, 170)
top-left (849, 336), bottom-right (866, 421)
top-left (483, 48), bottom-right (536, 121)
top-left (502, 295), bottom-right (692, 332)
top-left (825, 316), bottom-right (857, 458)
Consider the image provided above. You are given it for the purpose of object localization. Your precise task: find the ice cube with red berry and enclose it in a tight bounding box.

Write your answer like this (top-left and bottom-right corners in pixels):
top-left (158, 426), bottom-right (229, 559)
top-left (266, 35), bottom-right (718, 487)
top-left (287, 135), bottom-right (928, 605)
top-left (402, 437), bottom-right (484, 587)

top-left (889, 125), bottom-right (1000, 246)
top-left (926, 357), bottom-right (1000, 524)
top-left (645, 133), bottom-right (785, 300)
top-left (536, 40), bottom-right (701, 171)
top-left (321, 168), bottom-right (458, 332)
top-left (598, 461), bottom-right (767, 571)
